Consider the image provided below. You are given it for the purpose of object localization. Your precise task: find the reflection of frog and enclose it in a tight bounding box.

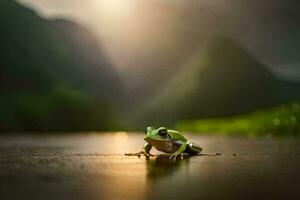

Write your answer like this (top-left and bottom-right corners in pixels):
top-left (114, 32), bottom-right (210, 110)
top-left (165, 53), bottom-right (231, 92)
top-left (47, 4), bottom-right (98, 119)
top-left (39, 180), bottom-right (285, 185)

top-left (126, 127), bottom-right (202, 160)
top-left (146, 155), bottom-right (190, 179)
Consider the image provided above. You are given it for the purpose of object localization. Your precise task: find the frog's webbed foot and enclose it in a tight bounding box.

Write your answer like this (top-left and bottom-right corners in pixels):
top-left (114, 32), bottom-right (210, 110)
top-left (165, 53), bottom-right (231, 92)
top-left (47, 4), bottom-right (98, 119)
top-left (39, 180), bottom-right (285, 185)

top-left (125, 151), bottom-right (153, 158)
top-left (169, 153), bottom-right (181, 161)
top-left (168, 142), bottom-right (187, 160)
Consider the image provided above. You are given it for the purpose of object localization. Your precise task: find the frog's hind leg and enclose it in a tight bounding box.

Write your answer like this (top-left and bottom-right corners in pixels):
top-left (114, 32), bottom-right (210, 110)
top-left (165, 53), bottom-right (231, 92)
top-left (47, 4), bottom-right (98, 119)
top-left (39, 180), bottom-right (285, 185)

top-left (185, 142), bottom-right (202, 155)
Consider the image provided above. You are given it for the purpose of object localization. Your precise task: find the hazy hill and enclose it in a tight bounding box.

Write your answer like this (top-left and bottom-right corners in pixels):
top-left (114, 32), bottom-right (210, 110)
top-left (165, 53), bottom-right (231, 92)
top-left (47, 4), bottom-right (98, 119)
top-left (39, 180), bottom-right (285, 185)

top-left (111, 0), bottom-right (300, 107)
top-left (134, 36), bottom-right (284, 127)
top-left (0, 0), bottom-right (122, 131)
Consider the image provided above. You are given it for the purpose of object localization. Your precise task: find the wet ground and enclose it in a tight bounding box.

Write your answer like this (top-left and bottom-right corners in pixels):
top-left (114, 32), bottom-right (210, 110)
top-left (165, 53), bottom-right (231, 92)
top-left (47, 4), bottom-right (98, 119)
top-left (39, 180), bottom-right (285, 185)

top-left (0, 132), bottom-right (300, 200)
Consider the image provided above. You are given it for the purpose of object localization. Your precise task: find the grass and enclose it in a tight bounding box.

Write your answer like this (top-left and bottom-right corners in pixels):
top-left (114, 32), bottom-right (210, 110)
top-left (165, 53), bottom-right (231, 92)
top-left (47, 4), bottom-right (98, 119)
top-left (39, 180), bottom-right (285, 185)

top-left (176, 102), bottom-right (300, 136)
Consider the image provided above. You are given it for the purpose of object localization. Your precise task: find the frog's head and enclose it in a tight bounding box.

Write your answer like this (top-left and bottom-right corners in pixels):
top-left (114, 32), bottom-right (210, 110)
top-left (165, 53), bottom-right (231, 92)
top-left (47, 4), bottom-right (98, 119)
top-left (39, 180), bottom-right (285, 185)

top-left (144, 126), bottom-right (171, 142)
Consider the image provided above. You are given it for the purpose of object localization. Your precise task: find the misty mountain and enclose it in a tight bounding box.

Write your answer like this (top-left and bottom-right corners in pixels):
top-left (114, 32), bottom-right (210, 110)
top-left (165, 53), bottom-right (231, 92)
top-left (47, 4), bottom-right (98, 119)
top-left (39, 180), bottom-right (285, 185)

top-left (0, 0), bottom-right (122, 131)
top-left (1, 0), bottom-right (299, 131)
top-left (0, 0), bottom-right (122, 98)
top-left (106, 0), bottom-right (300, 106)
top-left (135, 36), bottom-right (298, 127)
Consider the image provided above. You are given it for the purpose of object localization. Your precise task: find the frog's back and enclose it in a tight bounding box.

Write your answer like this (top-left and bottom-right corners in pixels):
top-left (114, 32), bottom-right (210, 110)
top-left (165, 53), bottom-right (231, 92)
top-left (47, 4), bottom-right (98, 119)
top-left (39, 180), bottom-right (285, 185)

top-left (168, 130), bottom-right (188, 142)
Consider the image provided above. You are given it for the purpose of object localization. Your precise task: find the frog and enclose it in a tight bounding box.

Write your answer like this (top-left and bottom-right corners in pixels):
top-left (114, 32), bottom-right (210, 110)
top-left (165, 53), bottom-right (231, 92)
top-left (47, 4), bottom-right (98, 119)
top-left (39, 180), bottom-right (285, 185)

top-left (126, 126), bottom-right (202, 160)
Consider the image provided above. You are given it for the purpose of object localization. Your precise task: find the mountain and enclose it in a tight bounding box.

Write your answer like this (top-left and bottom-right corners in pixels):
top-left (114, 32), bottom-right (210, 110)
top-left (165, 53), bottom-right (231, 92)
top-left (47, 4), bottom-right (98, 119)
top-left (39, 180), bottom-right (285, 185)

top-left (0, 0), bottom-right (122, 131)
top-left (113, 0), bottom-right (300, 109)
top-left (113, 0), bottom-right (300, 127)
top-left (134, 36), bottom-right (291, 127)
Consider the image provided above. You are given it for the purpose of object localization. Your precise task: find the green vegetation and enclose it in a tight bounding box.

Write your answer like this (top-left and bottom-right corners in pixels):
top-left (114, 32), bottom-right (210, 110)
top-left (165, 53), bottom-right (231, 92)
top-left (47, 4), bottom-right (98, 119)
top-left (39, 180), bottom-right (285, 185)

top-left (177, 102), bottom-right (300, 136)
top-left (0, 87), bottom-right (119, 131)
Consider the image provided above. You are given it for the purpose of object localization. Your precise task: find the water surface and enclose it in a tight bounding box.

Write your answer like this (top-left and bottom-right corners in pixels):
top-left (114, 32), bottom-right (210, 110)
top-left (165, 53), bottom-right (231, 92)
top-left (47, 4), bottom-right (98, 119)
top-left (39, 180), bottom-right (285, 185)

top-left (0, 133), bottom-right (299, 200)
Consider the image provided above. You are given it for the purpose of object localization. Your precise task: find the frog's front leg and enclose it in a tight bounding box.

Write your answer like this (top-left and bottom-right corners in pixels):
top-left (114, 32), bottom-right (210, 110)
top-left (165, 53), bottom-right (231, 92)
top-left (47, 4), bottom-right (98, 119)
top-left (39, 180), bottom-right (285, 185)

top-left (169, 142), bottom-right (187, 160)
top-left (125, 143), bottom-right (153, 158)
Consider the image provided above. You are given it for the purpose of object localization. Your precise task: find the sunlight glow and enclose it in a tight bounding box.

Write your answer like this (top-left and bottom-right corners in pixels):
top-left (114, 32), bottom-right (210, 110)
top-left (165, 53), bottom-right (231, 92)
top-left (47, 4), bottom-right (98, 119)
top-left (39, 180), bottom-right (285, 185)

top-left (94, 0), bottom-right (137, 19)
top-left (113, 131), bottom-right (129, 142)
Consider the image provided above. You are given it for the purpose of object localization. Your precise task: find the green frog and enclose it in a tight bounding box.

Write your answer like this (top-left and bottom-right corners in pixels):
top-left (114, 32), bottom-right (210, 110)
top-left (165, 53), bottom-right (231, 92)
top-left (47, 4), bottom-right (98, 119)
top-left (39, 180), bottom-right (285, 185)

top-left (126, 126), bottom-right (202, 160)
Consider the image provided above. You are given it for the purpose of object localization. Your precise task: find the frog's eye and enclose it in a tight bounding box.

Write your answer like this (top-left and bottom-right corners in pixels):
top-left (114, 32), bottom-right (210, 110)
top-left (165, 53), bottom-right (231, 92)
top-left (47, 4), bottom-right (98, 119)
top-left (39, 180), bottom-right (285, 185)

top-left (158, 129), bottom-right (168, 136)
